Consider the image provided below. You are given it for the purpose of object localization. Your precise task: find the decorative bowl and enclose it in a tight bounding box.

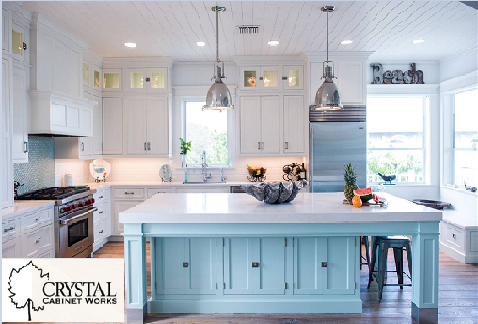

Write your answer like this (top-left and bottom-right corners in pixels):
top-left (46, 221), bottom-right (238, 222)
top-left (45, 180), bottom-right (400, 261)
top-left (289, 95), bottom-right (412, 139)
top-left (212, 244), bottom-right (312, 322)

top-left (241, 180), bottom-right (308, 204)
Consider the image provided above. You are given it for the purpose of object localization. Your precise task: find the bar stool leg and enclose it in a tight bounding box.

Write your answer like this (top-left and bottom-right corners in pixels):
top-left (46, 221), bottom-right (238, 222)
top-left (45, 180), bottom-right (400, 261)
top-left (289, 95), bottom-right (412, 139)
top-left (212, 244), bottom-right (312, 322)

top-left (360, 236), bottom-right (363, 270)
top-left (365, 236), bottom-right (371, 268)
top-left (378, 241), bottom-right (388, 302)
top-left (368, 237), bottom-right (378, 289)
top-left (406, 242), bottom-right (412, 281)
top-left (393, 247), bottom-right (404, 289)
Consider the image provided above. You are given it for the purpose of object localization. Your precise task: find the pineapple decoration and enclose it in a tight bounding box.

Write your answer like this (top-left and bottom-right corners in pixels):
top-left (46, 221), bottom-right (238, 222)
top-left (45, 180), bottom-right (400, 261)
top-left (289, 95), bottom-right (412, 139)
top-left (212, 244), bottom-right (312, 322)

top-left (344, 163), bottom-right (359, 202)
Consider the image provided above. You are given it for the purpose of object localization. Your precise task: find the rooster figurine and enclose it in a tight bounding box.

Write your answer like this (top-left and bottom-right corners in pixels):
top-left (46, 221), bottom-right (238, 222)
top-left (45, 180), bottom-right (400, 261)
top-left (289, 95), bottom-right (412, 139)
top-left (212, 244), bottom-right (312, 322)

top-left (377, 173), bottom-right (396, 185)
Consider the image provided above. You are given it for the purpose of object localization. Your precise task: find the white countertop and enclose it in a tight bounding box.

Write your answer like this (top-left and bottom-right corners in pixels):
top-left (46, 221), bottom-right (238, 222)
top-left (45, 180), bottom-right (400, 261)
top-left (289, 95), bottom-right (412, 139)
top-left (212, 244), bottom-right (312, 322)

top-left (2, 200), bottom-right (55, 219)
top-left (120, 192), bottom-right (442, 224)
top-left (85, 181), bottom-right (266, 189)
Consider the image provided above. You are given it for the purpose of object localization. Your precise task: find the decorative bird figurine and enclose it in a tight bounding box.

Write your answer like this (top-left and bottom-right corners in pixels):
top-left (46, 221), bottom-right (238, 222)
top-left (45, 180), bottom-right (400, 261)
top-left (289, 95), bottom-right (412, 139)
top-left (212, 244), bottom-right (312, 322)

top-left (377, 173), bottom-right (396, 185)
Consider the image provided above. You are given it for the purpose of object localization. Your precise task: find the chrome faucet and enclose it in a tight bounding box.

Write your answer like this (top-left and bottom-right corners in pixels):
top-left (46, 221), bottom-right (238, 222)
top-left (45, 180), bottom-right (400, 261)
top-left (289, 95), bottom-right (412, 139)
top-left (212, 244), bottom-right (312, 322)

top-left (201, 150), bottom-right (212, 182)
top-left (221, 167), bottom-right (227, 183)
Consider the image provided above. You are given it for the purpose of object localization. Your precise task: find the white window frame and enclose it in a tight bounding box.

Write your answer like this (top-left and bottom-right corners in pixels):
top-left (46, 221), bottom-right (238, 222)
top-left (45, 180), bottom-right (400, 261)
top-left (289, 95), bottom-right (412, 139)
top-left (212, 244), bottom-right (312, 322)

top-left (366, 94), bottom-right (430, 185)
top-left (181, 96), bottom-right (232, 168)
top-left (452, 88), bottom-right (478, 186)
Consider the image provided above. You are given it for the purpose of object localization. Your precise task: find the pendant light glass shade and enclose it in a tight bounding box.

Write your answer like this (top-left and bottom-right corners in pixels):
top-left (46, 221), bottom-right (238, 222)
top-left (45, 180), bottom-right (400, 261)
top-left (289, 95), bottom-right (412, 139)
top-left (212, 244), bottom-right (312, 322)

top-left (203, 6), bottom-right (234, 111)
top-left (311, 6), bottom-right (342, 111)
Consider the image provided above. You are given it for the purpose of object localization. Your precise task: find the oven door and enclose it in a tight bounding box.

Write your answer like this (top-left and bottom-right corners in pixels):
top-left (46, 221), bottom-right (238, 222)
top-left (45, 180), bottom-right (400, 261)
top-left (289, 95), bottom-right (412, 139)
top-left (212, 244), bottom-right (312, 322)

top-left (58, 207), bottom-right (96, 258)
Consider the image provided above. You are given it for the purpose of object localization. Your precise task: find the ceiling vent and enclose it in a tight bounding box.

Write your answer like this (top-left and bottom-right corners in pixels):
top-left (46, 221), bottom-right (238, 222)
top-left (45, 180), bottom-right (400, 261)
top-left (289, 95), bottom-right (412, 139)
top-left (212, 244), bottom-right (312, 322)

top-left (237, 25), bottom-right (261, 34)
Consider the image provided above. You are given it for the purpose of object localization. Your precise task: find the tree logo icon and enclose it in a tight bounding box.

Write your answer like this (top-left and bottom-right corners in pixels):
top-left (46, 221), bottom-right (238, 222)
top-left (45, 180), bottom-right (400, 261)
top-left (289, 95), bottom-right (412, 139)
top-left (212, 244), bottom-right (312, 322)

top-left (8, 261), bottom-right (50, 321)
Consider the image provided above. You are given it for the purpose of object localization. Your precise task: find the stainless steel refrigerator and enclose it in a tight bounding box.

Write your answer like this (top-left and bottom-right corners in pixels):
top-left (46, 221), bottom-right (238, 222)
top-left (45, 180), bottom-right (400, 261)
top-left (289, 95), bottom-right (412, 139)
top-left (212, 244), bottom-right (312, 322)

top-left (309, 105), bottom-right (367, 193)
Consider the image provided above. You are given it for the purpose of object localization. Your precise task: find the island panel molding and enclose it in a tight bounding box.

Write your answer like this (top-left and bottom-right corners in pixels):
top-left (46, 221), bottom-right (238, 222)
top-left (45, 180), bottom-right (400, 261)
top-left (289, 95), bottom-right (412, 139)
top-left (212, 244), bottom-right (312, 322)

top-left (120, 193), bottom-right (442, 324)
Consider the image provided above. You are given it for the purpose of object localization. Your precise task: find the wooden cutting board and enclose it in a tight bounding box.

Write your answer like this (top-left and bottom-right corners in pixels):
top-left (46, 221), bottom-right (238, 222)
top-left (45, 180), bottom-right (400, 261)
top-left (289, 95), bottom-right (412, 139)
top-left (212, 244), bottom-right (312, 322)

top-left (343, 199), bottom-right (388, 207)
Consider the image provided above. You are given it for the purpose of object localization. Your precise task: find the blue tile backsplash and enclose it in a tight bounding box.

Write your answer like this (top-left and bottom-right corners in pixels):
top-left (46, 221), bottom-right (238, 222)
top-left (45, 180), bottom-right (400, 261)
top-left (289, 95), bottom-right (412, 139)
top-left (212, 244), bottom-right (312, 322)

top-left (13, 136), bottom-right (55, 195)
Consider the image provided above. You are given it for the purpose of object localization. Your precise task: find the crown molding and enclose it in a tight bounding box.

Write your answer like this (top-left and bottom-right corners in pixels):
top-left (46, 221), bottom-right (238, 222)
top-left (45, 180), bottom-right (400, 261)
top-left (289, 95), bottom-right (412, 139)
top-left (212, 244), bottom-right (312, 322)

top-left (103, 56), bottom-right (172, 68)
top-left (440, 69), bottom-right (478, 94)
top-left (84, 50), bottom-right (103, 67)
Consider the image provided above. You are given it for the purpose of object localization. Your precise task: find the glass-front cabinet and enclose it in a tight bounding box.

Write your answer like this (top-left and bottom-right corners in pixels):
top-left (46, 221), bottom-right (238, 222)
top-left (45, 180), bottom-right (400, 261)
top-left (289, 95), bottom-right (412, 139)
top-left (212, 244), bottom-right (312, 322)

top-left (103, 69), bottom-right (121, 91)
top-left (11, 23), bottom-right (25, 62)
top-left (124, 68), bottom-right (168, 92)
top-left (240, 65), bottom-right (303, 91)
top-left (283, 65), bottom-right (304, 90)
top-left (82, 63), bottom-right (89, 85)
top-left (93, 69), bottom-right (101, 89)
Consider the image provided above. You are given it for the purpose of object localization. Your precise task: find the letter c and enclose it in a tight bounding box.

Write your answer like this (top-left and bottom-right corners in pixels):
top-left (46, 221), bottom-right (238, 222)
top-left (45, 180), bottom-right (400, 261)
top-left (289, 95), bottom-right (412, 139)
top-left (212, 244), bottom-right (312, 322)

top-left (43, 282), bottom-right (55, 297)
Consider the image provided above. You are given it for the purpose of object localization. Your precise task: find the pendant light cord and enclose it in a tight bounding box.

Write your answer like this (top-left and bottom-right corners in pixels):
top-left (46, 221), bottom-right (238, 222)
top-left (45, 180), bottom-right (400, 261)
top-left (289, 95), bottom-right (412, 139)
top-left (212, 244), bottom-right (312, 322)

top-left (326, 9), bottom-right (329, 63)
top-left (216, 7), bottom-right (219, 62)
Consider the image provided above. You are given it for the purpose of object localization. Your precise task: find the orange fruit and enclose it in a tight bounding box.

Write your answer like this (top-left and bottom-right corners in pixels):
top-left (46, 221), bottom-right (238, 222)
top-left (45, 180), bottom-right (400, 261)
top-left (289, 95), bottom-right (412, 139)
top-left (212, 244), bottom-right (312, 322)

top-left (352, 195), bottom-right (362, 207)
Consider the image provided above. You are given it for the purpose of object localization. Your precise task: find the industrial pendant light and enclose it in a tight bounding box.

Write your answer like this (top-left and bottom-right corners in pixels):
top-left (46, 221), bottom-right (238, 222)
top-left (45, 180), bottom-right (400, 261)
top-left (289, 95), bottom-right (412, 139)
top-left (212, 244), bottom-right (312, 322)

top-left (203, 6), bottom-right (234, 111)
top-left (311, 6), bottom-right (342, 111)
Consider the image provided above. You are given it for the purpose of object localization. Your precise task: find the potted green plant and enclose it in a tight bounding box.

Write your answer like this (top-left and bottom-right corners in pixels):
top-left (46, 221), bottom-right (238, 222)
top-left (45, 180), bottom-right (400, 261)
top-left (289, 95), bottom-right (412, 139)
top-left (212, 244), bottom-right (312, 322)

top-left (179, 138), bottom-right (192, 168)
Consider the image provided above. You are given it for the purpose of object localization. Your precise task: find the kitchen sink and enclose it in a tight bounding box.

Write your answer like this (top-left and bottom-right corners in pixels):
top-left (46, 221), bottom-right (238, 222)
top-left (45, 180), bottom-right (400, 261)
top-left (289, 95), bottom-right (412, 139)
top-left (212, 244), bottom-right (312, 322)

top-left (182, 182), bottom-right (226, 184)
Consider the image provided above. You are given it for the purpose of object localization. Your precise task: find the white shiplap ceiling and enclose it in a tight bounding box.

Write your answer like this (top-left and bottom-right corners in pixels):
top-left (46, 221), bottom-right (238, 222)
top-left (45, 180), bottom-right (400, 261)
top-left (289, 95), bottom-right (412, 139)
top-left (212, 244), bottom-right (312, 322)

top-left (21, 1), bottom-right (478, 61)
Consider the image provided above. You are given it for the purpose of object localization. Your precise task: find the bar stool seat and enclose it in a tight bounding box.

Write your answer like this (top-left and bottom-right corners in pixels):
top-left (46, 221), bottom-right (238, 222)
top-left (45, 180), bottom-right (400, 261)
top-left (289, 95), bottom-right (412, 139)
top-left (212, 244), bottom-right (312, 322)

top-left (367, 235), bottom-right (412, 302)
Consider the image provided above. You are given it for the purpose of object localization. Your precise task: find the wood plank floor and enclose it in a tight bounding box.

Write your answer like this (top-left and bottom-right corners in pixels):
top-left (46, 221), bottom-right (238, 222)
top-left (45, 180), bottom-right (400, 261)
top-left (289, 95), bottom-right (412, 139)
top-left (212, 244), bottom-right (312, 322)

top-left (15, 242), bottom-right (477, 324)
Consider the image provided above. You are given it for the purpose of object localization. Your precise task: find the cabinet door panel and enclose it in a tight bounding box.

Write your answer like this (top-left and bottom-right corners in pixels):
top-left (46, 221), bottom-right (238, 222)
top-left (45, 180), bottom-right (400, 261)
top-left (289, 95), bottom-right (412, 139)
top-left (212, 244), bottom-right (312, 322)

top-left (154, 238), bottom-right (185, 295)
top-left (255, 237), bottom-right (286, 295)
top-left (126, 98), bottom-right (147, 155)
top-left (91, 94), bottom-right (103, 155)
top-left (260, 96), bottom-right (280, 154)
top-left (224, 238), bottom-right (254, 294)
top-left (240, 97), bottom-right (261, 154)
top-left (102, 97), bottom-right (123, 155)
top-left (12, 67), bottom-right (27, 162)
top-left (336, 62), bottom-right (364, 104)
top-left (147, 97), bottom-right (168, 155)
top-left (113, 200), bottom-right (142, 235)
top-left (293, 237), bottom-right (326, 295)
top-left (323, 237), bottom-right (355, 295)
top-left (185, 238), bottom-right (218, 294)
top-left (283, 96), bottom-right (305, 153)
top-left (261, 66), bottom-right (280, 89)
top-left (283, 65), bottom-right (304, 90)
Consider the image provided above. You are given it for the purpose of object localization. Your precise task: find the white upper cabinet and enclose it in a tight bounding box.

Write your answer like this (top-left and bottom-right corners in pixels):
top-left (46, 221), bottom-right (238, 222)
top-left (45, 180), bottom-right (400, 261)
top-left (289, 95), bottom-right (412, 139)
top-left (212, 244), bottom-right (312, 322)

top-left (283, 96), bottom-right (305, 154)
top-left (240, 66), bottom-right (280, 90)
top-left (240, 97), bottom-right (261, 154)
top-left (102, 97), bottom-right (123, 155)
top-left (12, 66), bottom-right (28, 162)
top-left (335, 61), bottom-right (365, 105)
top-left (283, 65), bottom-right (304, 90)
top-left (2, 57), bottom-right (14, 210)
top-left (103, 69), bottom-right (122, 92)
top-left (91, 93), bottom-right (103, 155)
top-left (123, 68), bottom-right (168, 93)
top-left (240, 96), bottom-right (280, 155)
top-left (126, 97), bottom-right (170, 156)
top-left (260, 96), bottom-right (280, 154)
top-left (2, 9), bottom-right (9, 51)
top-left (11, 22), bottom-right (25, 62)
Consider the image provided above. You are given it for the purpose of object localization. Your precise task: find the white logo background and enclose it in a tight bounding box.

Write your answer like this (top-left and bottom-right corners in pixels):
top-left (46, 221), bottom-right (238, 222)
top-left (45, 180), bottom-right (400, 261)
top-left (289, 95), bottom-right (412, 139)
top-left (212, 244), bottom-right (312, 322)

top-left (2, 258), bottom-right (124, 322)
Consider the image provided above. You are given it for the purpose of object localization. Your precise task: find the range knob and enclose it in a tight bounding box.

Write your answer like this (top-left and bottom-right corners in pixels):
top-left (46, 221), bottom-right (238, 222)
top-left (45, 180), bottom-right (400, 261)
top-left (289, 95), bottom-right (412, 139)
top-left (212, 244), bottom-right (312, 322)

top-left (66, 206), bottom-right (71, 212)
top-left (87, 199), bottom-right (92, 205)
top-left (71, 205), bottom-right (76, 209)
top-left (60, 207), bottom-right (66, 213)
top-left (78, 203), bottom-right (84, 208)
top-left (91, 198), bottom-right (95, 204)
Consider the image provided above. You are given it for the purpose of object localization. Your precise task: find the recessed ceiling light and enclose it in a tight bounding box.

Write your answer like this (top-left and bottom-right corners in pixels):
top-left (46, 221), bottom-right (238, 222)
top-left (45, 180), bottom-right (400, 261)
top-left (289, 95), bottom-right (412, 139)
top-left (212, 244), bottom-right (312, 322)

top-left (196, 41), bottom-right (206, 47)
top-left (341, 40), bottom-right (353, 45)
top-left (413, 39), bottom-right (424, 44)
top-left (124, 42), bottom-right (136, 48)
top-left (268, 40), bottom-right (279, 46)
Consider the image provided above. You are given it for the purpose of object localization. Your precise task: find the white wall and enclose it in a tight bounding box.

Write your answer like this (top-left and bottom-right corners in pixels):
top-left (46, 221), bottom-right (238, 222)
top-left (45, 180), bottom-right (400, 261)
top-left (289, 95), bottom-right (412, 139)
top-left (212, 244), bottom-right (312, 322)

top-left (172, 62), bottom-right (238, 86)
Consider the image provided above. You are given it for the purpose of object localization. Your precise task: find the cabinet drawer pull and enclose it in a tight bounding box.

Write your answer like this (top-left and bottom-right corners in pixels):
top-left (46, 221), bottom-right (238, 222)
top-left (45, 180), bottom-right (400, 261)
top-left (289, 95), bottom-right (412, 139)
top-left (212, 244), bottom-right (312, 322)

top-left (4, 227), bottom-right (14, 233)
top-left (252, 262), bottom-right (259, 268)
top-left (81, 142), bottom-right (85, 151)
top-left (99, 211), bottom-right (104, 214)
top-left (144, 142), bottom-right (147, 151)
top-left (74, 246), bottom-right (83, 252)
top-left (99, 196), bottom-right (104, 199)
top-left (258, 142), bottom-right (261, 150)
top-left (125, 192), bottom-right (135, 195)
top-left (183, 262), bottom-right (189, 268)
top-left (282, 76), bottom-right (288, 81)
top-left (147, 142), bottom-right (151, 151)
top-left (24, 141), bottom-right (28, 153)
top-left (36, 237), bottom-right (43, 243)
top-left (99, 230), bottom-right (104, 234)
top-left (321, 262), bottom-right (327, 267)
top-left (261, 142), bottom-right (264, 150)
top-left (452, 233), bottom-right (456, 239)
top-left (285, 142), bottom-right (288, 150)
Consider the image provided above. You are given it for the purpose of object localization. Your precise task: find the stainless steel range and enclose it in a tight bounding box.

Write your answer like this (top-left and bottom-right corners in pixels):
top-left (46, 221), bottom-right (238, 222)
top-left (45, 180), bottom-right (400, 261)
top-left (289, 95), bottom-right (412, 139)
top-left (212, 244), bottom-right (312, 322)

top-left (16, 186), bottom-right (97, 258)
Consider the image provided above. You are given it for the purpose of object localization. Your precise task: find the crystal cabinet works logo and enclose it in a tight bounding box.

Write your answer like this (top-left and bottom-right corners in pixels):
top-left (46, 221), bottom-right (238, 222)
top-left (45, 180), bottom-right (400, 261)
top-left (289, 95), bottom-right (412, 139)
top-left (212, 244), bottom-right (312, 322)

top-left (8, 261), bottom-right (49, 321)
top-left (2, 259), bottom-right (124, 322)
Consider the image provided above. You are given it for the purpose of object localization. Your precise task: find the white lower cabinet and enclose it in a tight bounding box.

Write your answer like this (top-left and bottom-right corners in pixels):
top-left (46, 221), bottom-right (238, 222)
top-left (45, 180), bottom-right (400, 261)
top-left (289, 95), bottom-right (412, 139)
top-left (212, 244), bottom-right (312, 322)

top-left (147, 188), bottom-right (173, 198)
top-left (114, 200), bottom-right (143, 235)
top-left (3, 206), bottom-right (54, 258)
top-left (92, 187), bottom-right (111, 252)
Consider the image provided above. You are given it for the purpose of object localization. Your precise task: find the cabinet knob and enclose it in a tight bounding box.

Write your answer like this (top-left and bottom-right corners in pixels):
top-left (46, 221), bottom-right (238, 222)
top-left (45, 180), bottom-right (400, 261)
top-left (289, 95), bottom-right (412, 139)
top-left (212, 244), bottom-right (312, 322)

top-left (321, 262), bottom-right (327, 268)
top-left (252, 262), bottom-right (259, 268)
top-left (183, 262), bottom-right (189, 268)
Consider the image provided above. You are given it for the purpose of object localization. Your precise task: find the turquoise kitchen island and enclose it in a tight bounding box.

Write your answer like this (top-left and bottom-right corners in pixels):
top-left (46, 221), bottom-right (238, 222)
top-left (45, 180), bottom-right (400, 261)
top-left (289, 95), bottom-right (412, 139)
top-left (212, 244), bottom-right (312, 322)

top-left (120, 192), bottom-right (442, 324)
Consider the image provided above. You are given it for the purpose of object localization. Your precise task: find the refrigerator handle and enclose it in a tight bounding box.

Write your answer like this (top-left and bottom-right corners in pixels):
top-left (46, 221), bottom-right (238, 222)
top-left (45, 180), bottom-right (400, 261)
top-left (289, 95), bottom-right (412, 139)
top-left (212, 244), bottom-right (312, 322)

top-left (309, 126), bottom-right (314, 193)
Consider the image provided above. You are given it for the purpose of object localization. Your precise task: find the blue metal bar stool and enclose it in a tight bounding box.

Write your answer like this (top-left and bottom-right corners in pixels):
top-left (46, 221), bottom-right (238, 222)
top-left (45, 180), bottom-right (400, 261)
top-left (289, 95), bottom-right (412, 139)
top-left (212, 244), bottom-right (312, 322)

top-left (367, 236), bottom-right (412, 302)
